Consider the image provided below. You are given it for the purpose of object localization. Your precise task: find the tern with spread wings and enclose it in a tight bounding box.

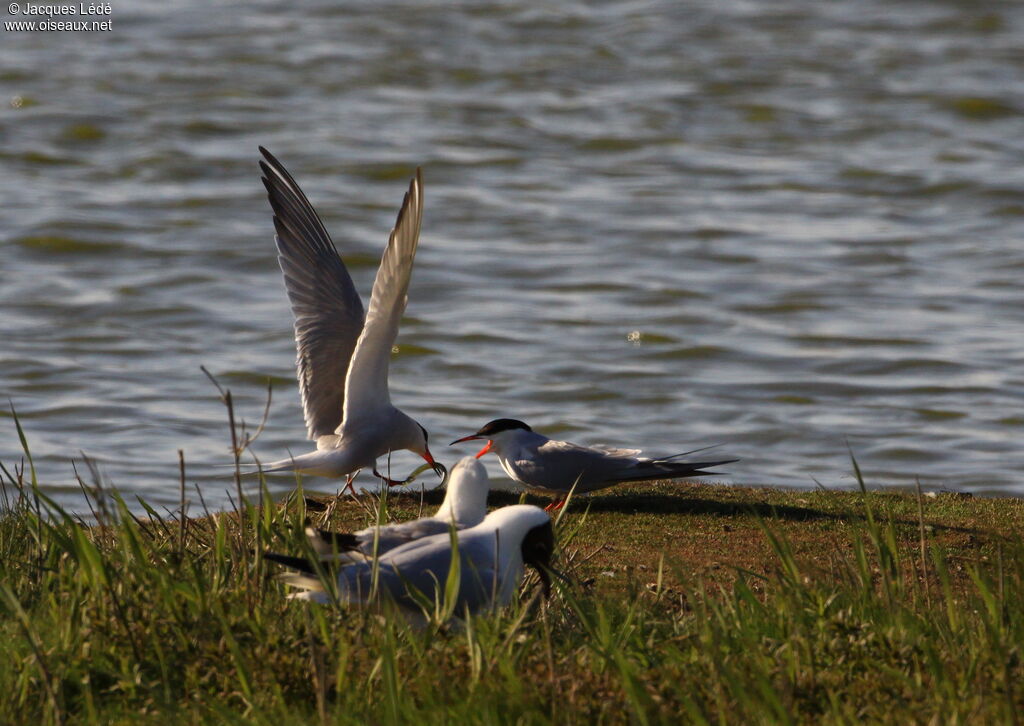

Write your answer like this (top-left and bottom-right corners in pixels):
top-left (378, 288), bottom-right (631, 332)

top-left (256, 148), bottom-right (445, 488)
top-left (452, 418), bottom-right (734, 510)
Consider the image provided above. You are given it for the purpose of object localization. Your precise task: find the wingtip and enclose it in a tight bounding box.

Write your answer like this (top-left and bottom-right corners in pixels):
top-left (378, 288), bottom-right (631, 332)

top-left (407, 169), bottom-right (423, 212)
top-left (264, 551), bottom-right (317, 574)
top-left (259, 145), bottom-right (281, 169)
top-left (305, 526), bottom-right (360, 553)
top-left (388, 168), bottom-right (425, 245)
top-left (697, 458), bottom-right (739, 467)
top-left (692, 458), bottom-right (740, 475)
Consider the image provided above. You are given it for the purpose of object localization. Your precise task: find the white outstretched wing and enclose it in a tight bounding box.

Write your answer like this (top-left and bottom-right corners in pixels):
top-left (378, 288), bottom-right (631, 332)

top-left (341, 169), bottom-right (423, 424)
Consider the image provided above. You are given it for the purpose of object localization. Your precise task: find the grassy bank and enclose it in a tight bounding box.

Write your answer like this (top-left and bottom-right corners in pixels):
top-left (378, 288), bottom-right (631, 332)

top-left (2, 454), bottom-right (1023, 724)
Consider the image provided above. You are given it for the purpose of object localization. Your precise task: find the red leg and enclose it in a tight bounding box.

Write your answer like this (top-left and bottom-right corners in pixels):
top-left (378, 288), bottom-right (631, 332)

top-left (544, 498), bottom-right (566, 512)
top-left (343, 471), bottom-right (359, 496)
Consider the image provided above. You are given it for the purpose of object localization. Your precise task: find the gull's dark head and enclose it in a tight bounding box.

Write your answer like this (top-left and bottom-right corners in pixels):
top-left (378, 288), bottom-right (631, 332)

top-left (520, 519), bottom-right (556, 598)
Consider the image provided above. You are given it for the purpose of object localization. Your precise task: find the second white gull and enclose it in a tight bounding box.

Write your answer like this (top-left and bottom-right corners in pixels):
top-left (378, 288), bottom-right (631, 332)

top-left (304, 457), bottom-right (491, 564)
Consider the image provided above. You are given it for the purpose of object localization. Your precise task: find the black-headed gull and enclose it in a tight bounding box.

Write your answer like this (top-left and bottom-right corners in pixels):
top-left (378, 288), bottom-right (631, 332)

top-left (266, 504), bottom-right (556, 618)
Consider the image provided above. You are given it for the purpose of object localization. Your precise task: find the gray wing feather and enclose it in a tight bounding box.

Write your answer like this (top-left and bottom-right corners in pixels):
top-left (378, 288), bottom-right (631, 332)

top-left (353, 518), bottom-right (452, 555)
top-left (515, 439), bottom-right (731, 493)
top-left (337, 528), bottom-right (499, 614)
top-left (513, 440), bottom-right (640, 493)
top-left (592, 445), bottom-right (643, 458)
top-left (259, 147), bottom-right (365, 439)
top-left (342, 170), bottom-right (423, 421)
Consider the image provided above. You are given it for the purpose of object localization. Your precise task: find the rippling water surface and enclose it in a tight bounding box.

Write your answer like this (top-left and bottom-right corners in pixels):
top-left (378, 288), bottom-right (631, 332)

top-left (2, 1), bottom-right (1024, 510)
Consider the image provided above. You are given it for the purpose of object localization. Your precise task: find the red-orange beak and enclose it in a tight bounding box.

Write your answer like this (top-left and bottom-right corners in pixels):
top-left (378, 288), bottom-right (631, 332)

top-left (450, 434), bottom-right (493, 459)
top-left (474, 440), bottom-right (493, 459)
top-left (422, 448), bottom-right (446, 478)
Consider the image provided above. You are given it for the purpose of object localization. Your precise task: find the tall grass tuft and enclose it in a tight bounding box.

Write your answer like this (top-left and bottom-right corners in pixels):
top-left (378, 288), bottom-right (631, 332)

top-left (1, 414), bottom-right (1023, 723)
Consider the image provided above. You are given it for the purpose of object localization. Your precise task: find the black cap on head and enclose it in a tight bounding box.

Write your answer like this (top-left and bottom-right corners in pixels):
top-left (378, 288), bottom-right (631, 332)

top-left (475, 418), bottom-right (532, 437)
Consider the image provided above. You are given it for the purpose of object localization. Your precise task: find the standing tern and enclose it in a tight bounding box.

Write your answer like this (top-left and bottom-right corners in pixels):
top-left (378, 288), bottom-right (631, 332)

top-left (256, 147), bottom-right (445, 489)
top-left (305, 457), bottom-right (491, 564)
top-left (451, 418), bottom-right (734, 510)
top-left (266, 504), bottom-right (556, 618)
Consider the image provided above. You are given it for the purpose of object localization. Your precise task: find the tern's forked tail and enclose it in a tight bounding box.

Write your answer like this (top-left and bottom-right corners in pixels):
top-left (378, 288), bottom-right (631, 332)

top-left (632, 457), bottom-right (737, 483)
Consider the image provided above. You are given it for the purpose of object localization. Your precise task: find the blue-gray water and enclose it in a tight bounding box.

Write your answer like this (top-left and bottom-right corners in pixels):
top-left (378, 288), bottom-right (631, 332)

top-left (2, 1), bottom-right (1024, 511)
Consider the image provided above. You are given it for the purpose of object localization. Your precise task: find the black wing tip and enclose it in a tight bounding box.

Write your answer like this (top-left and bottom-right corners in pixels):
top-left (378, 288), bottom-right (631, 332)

top-left (673, 458), bottom-right (739, 475)
top-left (259, 161), bottom-right (339, 258)
top-left (308, 526), bottom-right (360, 551)
top-left (257, 148), bottom-right (304, 201)
top-left (259, 160), bottom-right (289, 197)
top-left (259, 145), bottom-right (283, 170)
top-left (264, 551), bottom-right (316, 574)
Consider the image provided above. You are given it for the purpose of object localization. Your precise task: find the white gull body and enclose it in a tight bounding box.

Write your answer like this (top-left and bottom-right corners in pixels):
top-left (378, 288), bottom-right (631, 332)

top-left (268, 504), bottom-right (555, 618)
top-left (306, 457), bottom-right (491, 563)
